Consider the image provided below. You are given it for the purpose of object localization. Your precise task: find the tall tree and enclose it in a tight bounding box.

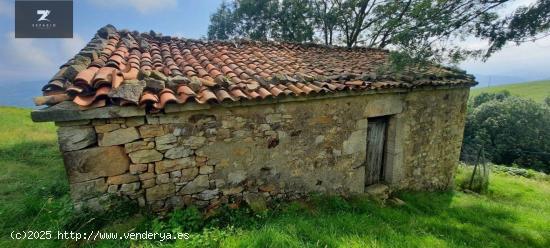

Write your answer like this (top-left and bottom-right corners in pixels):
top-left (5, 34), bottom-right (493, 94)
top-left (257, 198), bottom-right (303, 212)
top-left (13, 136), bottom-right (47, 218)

top-left (277, 0), bottom-right (315, 43)
top-left (312, 0), bottom-right (339, 45)
top-left (208, 0), bottom-right (314, 42)
top-left (207, 1), bottom-right (237, 40)
top-left (207, 0), bottom-right (550, 64)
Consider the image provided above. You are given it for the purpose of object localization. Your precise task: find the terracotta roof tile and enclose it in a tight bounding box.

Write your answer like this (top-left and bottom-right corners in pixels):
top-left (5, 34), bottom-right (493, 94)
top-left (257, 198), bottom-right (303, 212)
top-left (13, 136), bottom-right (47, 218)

top-left (36, 25), bottom-right (476, 110)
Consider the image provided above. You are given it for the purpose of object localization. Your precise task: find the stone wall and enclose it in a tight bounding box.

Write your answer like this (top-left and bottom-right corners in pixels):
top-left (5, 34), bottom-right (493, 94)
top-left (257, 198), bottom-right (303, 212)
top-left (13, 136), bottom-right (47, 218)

top-left (56, 87), bottom-right (469, 211)
top-left (398, 88), bottom-right (470, 190)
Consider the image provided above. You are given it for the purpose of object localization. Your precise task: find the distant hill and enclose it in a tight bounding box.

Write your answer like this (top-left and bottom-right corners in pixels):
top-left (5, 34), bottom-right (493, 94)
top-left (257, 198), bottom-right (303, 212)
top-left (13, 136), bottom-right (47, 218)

top-left (0, 80), bottom-right (44, 108)
top-left (470, 80), bottom-right (550, 103)
top-left (472, 74), bottom-right (529, 88)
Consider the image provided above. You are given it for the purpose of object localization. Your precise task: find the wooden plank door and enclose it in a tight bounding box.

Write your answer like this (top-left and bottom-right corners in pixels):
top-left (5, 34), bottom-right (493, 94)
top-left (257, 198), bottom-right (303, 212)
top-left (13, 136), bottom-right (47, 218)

top-left (365, 118), bottom-right (387, 186)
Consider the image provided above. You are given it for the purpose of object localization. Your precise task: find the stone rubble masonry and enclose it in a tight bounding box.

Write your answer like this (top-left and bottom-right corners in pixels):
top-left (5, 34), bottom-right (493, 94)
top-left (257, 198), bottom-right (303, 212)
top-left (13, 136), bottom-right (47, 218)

top-left (54, 87), bottom-right (469, 212)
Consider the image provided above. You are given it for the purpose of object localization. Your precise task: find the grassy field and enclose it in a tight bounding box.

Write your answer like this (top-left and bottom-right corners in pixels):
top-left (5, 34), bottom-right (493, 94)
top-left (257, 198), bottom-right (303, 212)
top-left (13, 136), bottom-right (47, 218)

top-left (0, 106), bottom-right (549, 247)
top-left (470, 80), bottom-right (550, 102)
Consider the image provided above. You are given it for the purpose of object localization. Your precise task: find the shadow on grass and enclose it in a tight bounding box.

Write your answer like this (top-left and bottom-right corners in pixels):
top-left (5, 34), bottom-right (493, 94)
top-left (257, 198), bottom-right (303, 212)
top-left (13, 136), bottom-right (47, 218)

top-left (0, 140), bottom-right (61, 167)
top-left (224, 191), bottom-right (547, 248)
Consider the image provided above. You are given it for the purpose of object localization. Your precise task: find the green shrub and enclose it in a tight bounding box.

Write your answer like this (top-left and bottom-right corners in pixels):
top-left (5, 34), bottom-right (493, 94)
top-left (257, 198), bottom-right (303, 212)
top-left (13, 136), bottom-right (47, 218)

top-left (167, 207), bottom-right (203, 232)
top-left (462, 92), bottom-right (550, 172)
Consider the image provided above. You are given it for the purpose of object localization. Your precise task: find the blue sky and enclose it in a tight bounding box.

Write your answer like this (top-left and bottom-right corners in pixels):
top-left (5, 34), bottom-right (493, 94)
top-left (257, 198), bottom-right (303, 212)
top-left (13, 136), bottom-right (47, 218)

top-left (0, 0), bottom-right (548, 89)
top-left (0, 0), bottom-right (223, 84)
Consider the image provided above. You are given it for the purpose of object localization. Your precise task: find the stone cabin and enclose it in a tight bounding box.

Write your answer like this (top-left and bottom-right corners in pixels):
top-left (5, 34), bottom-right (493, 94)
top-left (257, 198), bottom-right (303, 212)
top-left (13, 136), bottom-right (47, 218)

top-left (31, 25), bottom-right (476, 211)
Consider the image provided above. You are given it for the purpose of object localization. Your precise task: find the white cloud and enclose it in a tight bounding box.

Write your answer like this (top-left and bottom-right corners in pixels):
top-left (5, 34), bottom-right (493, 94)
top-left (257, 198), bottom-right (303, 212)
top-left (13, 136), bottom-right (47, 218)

top-left (0, 32), bottom-right (89, 82)
top-left (61, 34), bottom-right (86, 58)
top-left (3, 32), bottom-right (52, 69)
top-left (90, 0), bottom-right (177, 14)
top-left (460, 36), bottom-right (550, 80)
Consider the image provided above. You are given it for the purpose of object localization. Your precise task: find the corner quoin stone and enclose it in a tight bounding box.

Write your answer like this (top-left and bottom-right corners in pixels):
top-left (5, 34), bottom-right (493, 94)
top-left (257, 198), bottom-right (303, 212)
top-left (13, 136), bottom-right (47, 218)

top-left (63, 146), bottom-right (130, 183)
top-left (57, 126), bottom-right (96, 151)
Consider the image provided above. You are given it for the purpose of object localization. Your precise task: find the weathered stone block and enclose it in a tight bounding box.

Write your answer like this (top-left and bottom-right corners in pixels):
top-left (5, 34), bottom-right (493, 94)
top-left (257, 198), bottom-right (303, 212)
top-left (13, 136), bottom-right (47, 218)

top-left (199, 165), bottom-right (214, 174)
top-left (98, 127), bottom-right (140, 146)
top-left (120, 182), bottom-right (140, 192)
top-left (155, 157), bottom-right (194, 174)
top-left (139, 172), bottom-right (155, 181)
top-left (266, 114), bottom-right (282, 123)
top-left (107, 184), bottom-right (118, 193)
top-left (222, 186), bottom-right (243, 195)
top-left (125, 140), bottom-right (154, 153)
top-left (129, 163), bottom-right (148, 174)
top-left (142, 178), bottom-right (156, 188)
top-left (106, 174), bottom-right (139, 185)
top-left (70, 178), bottom-right (107, 201)
top-left (57, 126), bottom-right (96, 151)
top-left (146, 183), bottom-right (175, 201)
top-left (343, 129), bottom-right (367, 155)
top-left (156, 134), bottom-right (177, 145)
top-left (164, 146), bottom-right (193, 159)
top-left (129, 149), bottom-right (163, 163)
top-left (184, 136), bottom-right (206, 149)
top-left (244, 193), bottom-right (267, 212)
top-left (170, 170), bottom-right (182, 178)
top-left (227, 170), bottom-right (247, 185)
top-left (179, 175), bottom-right (209, 195)
top-left (195, 189), bottom-right (219, 201)
top-left (156, 173), bottom-right (170, 184)
top-left (94, 123), bottom-right (120, 133)
top-left (181, 167), bottom-right (199, 182)
top-left (63, 146), bottom-right (129, 183)
top-left (139, 125), bottom-right (165, 138)
top-left (356, 119), bottom-right (368, 129)
top-left (125, 116), bottom-right (145, 127)
top-left (108, 80), bottom-right (146, 105)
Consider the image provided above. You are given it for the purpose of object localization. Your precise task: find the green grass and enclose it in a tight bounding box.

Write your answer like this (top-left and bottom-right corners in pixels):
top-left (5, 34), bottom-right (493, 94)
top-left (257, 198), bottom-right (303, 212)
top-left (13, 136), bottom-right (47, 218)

top-left (0, 106), bottom-right (549, 247)
top-left (470, 80), bottom-right (550, 102)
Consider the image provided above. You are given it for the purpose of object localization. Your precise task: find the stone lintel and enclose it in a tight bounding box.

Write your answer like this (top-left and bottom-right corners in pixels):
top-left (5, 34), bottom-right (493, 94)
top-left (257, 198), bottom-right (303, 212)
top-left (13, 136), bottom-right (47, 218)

top-left (31, 101), bottom-right (145, 122)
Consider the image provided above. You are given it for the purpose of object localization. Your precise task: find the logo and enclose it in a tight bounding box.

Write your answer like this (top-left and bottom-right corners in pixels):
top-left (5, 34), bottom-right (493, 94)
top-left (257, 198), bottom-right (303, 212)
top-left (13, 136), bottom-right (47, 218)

top-left (15, 1), bottom-right (73, 38)
top-left (37, 10), bottom-right (51, 22)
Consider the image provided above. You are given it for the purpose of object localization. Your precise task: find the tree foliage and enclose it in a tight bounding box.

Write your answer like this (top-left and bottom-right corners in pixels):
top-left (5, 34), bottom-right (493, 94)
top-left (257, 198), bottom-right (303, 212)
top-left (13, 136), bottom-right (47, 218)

top-left (208, 0), bottom-right (314, 43)
top-left (462, 92), bottom-right (550, 172)
top-left (479, 0), bottom-right (550, 58)
top-left (207, 0), bottom-right (550, 64)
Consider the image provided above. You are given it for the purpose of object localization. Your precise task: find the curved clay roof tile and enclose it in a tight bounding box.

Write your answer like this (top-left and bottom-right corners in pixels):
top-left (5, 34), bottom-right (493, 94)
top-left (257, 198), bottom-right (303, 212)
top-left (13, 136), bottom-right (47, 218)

top-left (74, 67), bottom-right (100, 88)
top-left (196, 89), bottom-right (217, 104)
top-left (73, 86), bottom-right (111, 107)
top-left (92, 67), bottom-right (116, 87)
top-left (229, 88), bottom-right (248, 100)
top-left (268, 86), bottom-right (283, 97)
top-left (215, 90), bottom-right (234, 102)
top-left (122, 67), bottom-right (139, 80)
top-left (257, 87), bottom-right (272, 99)
top-left (287, 84), bottom-right (304, 95)
top-left (157, 89), bottom-right (179, 108)
top-left (111, 69), bottom-right (124, 88)
top-left (139, 91), bottom-right (159, 106)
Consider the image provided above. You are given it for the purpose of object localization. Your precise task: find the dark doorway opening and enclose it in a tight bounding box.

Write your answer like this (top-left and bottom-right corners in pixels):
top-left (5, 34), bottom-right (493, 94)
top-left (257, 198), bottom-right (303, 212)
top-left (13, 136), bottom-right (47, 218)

top-left (365, 117), bottom-right (388, 186)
